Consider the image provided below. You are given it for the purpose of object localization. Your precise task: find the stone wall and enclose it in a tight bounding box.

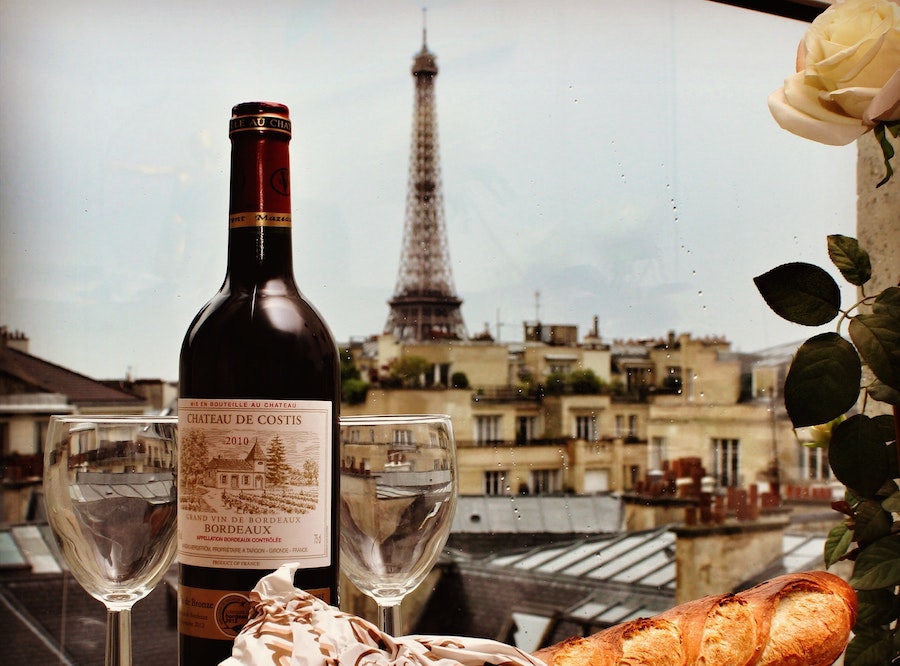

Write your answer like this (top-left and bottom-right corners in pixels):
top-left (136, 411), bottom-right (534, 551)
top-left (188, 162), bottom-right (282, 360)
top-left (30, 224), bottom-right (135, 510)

top-left (857, 132), bottom-right (899, 297)
top-left (856, 133), bottom-right (899, 418)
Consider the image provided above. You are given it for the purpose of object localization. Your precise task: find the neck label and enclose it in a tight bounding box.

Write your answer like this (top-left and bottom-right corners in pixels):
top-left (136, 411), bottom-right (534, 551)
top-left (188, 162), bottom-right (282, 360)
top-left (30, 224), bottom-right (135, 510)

top-left (229, 114), bottom-right (291, 136)
top-left (229, 212), bottom-right (292, 229)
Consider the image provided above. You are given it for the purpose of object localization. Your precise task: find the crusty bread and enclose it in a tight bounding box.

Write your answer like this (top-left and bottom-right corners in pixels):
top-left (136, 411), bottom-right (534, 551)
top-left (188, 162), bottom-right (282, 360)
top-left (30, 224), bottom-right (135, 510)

top-left (533, 571), bottom-right (856, 666)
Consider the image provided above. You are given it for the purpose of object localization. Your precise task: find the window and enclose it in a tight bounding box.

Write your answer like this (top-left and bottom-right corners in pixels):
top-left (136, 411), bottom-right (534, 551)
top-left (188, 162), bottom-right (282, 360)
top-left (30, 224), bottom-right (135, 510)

top-left (425, 362), bottom-right (450, 387)
top-left (392, 428), bottom-right (414, 448)
top-left (33, 418), bottom-right (48, 455)
top-left (711, 438), bottom-right (740, 488)
top-left (627, 415), bottom-right (638, 438)
top-left (516, 416), bottom-right (537, 445)
top-left (627, 464), bottom-right (640, 489)
top-left (0, 422), bottom-right (9, 456)
top-left (484, 469), bottom-right (509, 496)
top-left (650, 436), bottom-right (667, 471)
top-left (800, 444), bottom-right (830, 481)
top-left (625, 365), bottom-right (653, 394)
top-left (475, 415), bottom-right (502, 446)
top-left (664, 365), bottom-right (682, 392)
top-left (575, 414), bottom-right (597, 441)
top-left (530, 469), bottom-right (560, 494)
top-left (615, 414), bottom-right (624, 437)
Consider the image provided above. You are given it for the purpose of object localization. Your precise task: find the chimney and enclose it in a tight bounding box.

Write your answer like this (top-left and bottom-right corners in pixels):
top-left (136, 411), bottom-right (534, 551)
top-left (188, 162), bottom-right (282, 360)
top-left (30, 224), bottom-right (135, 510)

top-left (0, 326), bottom-right (30, 353)
top-left (670, 506), bottom-right (790, 603)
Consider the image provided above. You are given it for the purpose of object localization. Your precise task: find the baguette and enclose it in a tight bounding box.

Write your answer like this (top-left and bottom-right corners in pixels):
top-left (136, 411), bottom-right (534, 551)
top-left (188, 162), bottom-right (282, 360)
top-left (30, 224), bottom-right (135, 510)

top-left (533, 571), bottom-right (857, 666)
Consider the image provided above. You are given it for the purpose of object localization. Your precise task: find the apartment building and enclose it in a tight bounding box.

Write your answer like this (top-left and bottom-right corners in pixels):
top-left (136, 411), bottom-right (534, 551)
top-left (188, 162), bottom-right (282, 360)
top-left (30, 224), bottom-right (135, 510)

top-left (0, 327), bottom-right (166, 522)
top-left (343, 322), bottom-right (824, 498)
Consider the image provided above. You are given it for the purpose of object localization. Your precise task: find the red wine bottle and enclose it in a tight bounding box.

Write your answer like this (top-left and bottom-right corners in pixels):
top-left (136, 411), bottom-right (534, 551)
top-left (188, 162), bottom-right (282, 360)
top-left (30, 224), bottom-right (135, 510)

top-left (177, 101), bottom-right (339, 665)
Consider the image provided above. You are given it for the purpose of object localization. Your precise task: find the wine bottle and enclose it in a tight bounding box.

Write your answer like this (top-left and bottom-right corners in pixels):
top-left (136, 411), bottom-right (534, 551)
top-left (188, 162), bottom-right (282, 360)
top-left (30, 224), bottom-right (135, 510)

top-left (177, 101), bottom-right (340, 665)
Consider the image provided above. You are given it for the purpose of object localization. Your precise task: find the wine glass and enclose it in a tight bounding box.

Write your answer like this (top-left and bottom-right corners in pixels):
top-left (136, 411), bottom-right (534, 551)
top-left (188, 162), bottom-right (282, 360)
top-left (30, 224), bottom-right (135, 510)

top-left (339, 414), bottom-right (457, 636)
top-left (43, 414), bottom-right (178, 666)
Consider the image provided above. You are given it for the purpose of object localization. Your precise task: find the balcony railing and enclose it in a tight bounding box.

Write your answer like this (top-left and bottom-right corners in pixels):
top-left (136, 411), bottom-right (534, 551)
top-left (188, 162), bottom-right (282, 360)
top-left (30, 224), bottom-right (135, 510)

top-left (456, 436), bottom-right (647, 449)
top-left (457, 437), bottom-right (572, 449)
top-left (471, 387), bottom-right (541, 403)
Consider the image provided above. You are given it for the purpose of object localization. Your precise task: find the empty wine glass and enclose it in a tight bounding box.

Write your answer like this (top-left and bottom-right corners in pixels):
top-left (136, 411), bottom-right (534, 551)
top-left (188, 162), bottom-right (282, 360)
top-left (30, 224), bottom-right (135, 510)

top-left (340, 414), bottom-right (457, 636)
top-left (43, 414), bottom-right (178, 666)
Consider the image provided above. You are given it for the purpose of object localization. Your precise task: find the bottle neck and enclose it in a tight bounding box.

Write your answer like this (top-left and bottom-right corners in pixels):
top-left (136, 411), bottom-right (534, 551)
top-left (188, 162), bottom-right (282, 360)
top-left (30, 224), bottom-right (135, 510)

top-left (226, 131), bottom-right (295, 287)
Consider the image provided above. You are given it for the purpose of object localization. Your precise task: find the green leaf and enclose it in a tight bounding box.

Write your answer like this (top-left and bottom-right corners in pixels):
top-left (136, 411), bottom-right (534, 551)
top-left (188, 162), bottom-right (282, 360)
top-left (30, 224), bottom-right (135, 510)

top-left (827, 235), bottom-right (872, 286)
top-left (844, 628), bottom-right (896, 666)
top-left (845, 487), bottom-right (864, 507)
top-left (784, 333), bottom-right (862, 427)
top-left (872, 286), bottom-right (900, 319)
top-left (875, 121), bottom-right (897, 188)
top-left (830, 415), bottom-right (890, 498)
top-left (855, 588), bottom-right (900, 628)
top-left (850, 534), bottom-right (900, 590)
top-left (873, 415), bottom-right (899, 444)
top-left (825, 521), bottom-right (854, 566)
top-left (851, 314), bottom-right (900, 393)
top-left (753, 262), bottom-right (841, 326)
top-left (877, 478), bottom-right (900, 500)
top-left (853, 499), bottom-right (894, 544)
top-left (882, 491), bottom-right (900, 513)
top-left (868, 379), bottom-right (900, 406)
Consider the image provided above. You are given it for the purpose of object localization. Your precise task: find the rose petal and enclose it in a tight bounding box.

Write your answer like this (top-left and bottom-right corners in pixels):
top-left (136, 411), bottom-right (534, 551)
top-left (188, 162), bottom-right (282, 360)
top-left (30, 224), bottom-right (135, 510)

top-left (787, 70), bottom-right (873, 129)
top-left (830, 86), bottom-right (883, 119)
top-left (768, 87), bottom-right (868, 145)
top-left (783, 73), bottom-right (850, 123)
top-left (813, 32), bottom-right (897, 90)
top-left (865, 66), bottom-right (900, 120)
top-left (796, 39), bottom-right (807, 72)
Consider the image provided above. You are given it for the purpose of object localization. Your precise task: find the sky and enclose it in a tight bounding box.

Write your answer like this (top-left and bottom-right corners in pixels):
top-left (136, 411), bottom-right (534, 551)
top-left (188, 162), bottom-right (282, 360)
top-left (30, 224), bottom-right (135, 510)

top-left (0, 0), bottom-right (858, 382)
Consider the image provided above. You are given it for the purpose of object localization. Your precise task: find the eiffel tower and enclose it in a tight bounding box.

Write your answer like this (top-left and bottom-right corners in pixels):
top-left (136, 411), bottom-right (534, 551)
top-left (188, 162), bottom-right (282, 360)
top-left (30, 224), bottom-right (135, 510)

top-left (384, 25), bottom-right (468, 342)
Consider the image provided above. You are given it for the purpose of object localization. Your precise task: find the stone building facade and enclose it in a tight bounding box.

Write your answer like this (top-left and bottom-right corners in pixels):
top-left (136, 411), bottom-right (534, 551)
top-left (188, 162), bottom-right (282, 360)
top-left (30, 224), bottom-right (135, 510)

top-left (343, 325), bottom-right (829, 500)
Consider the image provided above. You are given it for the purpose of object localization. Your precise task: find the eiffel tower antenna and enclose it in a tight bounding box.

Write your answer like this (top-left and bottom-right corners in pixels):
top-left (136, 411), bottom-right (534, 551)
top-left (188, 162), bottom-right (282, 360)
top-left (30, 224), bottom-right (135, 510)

top-left (384, 23), bottom-right (467, 342)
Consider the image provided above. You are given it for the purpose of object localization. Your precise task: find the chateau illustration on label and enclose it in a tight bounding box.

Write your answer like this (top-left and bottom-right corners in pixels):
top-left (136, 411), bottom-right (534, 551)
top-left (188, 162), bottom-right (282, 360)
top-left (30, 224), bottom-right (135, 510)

top-left (179, 429), bottom-right (320, 517)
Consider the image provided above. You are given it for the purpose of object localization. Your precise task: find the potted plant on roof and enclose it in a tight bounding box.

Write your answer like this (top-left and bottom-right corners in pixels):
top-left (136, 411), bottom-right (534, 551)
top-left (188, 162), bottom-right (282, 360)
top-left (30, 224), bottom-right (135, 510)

top-left (759, 1), bottom-right (900, 663)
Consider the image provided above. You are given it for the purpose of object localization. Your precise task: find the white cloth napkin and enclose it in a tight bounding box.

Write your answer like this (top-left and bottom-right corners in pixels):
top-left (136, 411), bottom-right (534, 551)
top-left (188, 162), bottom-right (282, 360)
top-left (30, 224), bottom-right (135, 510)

top-left (221, 564), bottom-right (548, 666)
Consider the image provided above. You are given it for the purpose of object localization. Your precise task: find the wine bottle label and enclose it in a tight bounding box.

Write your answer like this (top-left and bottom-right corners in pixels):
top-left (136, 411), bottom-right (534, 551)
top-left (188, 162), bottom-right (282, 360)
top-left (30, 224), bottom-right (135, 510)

top-left (229, 211), bottom-right (292, 229)
top-left (177, 398), bottom-right (332, 569)
top-left (178, 584), bottom-right (332, 640)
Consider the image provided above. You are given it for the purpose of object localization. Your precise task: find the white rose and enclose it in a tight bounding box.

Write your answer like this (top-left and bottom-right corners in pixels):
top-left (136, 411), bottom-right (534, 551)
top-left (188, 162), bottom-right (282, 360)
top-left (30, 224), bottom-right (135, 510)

top-left (768, 0), bottom-right (900, 146)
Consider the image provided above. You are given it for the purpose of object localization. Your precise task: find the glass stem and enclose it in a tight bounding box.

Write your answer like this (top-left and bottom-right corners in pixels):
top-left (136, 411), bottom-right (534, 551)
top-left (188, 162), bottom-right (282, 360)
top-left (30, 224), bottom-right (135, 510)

top-left (105, 607), bottom-right (132, 666)
top-left (377, 602), bottom-right (402, 636)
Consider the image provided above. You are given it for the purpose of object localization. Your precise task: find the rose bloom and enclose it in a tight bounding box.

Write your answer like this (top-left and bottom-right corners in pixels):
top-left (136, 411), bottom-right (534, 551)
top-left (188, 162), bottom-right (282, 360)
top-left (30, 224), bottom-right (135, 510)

top-left (768, 0), bottom-right (900, 145)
